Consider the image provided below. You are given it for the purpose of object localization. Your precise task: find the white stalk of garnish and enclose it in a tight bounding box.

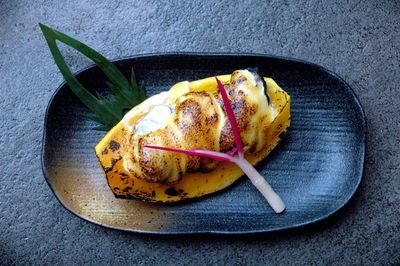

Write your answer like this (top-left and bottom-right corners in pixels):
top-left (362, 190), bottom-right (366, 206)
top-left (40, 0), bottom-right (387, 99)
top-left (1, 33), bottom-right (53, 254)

top-left (145, 77), bottom-right (286, 213)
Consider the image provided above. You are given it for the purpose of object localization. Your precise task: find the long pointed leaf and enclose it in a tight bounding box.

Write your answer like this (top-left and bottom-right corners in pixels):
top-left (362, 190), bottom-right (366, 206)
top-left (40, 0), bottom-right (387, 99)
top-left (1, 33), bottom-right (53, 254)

top-left (39, 23), bottom-right (140, 104)
top-left (139, 80), bottom-right (147, 100)
top-left (39, 23), bottom-right (147, 130)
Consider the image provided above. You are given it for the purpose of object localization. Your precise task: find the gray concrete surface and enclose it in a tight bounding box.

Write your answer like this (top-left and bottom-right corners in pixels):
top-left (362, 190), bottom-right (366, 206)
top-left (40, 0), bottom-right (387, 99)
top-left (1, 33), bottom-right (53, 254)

top-left (0, 0), bottom-right (399, 265)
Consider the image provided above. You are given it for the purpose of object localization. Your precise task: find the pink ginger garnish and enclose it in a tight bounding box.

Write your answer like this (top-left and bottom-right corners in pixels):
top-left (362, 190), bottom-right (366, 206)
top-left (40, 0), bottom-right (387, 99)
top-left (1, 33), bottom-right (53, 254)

top-left (145, 77), bottom-right (285, 213)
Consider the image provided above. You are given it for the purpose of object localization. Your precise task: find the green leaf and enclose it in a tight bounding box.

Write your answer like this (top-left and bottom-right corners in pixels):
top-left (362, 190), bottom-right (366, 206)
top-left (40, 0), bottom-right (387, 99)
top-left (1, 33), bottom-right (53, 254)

top-left (39, 23), bottom-right (147, 131)
top-left (139, 80), bottom-right (147, 100)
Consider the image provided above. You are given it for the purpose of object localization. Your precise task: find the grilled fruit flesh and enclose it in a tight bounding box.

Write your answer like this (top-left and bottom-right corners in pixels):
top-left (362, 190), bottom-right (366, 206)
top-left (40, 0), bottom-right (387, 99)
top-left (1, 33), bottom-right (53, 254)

top-left (95, 69), bottom-right (291, 202)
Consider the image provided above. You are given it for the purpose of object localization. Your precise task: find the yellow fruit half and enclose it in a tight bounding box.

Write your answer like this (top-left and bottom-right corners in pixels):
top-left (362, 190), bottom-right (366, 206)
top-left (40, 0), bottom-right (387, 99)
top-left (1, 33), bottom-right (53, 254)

top-left (95, 74), bottom-right (290, 202)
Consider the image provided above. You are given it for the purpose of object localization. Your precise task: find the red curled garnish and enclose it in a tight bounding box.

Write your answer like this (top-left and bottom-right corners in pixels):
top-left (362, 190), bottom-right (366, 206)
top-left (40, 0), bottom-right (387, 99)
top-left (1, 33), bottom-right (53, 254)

top-left (215, 77), bottom-right (244, 157)
top-left (145, 77), bottom-right (285, 213)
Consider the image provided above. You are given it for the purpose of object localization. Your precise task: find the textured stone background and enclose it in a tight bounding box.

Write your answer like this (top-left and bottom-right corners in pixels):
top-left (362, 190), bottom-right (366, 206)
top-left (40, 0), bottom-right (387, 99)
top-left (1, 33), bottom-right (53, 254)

top-left (0, 0), bottom-right (399, 265)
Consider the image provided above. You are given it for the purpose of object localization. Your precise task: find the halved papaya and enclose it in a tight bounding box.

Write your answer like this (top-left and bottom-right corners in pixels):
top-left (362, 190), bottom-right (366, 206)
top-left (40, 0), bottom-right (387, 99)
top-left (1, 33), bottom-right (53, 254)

top-left (95, 74), bottom-right (290, 202)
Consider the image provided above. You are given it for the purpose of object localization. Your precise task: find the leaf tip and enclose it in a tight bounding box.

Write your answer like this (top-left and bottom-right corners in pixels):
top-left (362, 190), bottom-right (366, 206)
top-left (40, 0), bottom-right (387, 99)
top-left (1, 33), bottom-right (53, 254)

top-left (38, 22), bottom-right (49, 32)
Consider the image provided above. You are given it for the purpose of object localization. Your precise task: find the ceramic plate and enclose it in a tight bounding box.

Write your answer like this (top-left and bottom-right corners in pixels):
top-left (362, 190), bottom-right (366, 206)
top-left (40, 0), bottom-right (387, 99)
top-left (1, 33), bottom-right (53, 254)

top-left (42, 53), bottom-right (366, 234)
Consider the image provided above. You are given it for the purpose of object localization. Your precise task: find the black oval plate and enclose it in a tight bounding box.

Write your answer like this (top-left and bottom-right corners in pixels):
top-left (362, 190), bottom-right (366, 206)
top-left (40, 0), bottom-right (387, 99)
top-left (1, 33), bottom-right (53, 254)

top-left (42, 53), bottom-right (366, 234)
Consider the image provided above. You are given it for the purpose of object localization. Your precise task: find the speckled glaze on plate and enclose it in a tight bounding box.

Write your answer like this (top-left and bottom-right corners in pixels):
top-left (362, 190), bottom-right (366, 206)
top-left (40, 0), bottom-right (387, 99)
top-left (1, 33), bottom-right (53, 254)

top-left (41, 53), bottom-right (366, 234)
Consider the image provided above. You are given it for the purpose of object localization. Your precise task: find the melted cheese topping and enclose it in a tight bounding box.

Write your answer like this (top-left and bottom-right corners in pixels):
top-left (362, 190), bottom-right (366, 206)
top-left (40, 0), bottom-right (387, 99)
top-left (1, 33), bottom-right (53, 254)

top-left (120, 70), bottom-right (278, 183)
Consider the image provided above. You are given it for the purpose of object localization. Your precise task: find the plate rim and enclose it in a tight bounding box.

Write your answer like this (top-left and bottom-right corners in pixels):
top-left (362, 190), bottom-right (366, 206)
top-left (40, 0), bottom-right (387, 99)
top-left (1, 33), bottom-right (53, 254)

top-left (41, 52), bottom-right (367, 234)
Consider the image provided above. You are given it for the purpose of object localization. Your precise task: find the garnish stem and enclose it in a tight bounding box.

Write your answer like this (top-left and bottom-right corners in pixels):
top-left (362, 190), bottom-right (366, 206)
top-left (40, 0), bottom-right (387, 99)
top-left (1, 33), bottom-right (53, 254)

top-left (143, 145), bottom-right (232, 162)
top-left (144, 145), bottom-right (286, 213)
top-left (143, 76), bottom-right (286, 213)
top-left (232, 157), bottom-right (286, 213)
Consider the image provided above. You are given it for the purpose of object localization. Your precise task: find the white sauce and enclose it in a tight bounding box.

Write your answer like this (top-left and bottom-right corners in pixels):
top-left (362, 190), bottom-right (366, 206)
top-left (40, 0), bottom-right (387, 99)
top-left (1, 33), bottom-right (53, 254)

top-left (134, 105), bottom-right (172, 135)
top-left (244, 69), bottom-right (257, 86)
top-left (244, 69), bottom-right (263, 88)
